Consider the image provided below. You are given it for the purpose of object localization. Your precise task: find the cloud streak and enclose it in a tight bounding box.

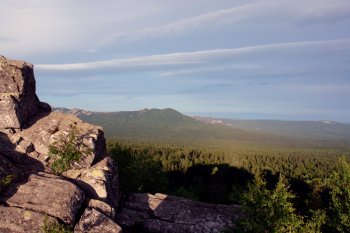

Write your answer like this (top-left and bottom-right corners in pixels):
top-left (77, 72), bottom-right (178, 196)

top-left (90, 0), bottom-right (350, 50)
top-left (37, 38), bottom-right (350, 73)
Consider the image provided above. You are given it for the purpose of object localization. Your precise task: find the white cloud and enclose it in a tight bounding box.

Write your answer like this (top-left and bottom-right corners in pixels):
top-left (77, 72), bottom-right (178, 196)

top-left (36, 38), bottom-right (350, 73)
top-left (89, 0), bottom-right (350, 50)
top-left (2, 0), bottom-right (349, 58)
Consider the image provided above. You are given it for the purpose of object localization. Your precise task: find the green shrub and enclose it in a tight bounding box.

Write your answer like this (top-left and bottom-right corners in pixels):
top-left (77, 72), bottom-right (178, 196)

top-left (231, 175), bottom-right (325, 233)
top-left (48, 126), bottom-right (91, 175)
top-left (42, 217), bottom-right (72, 233)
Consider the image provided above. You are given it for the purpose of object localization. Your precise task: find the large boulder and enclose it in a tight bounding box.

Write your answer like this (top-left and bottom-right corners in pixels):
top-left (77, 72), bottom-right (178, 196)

top-left (77, 157), bottom-right (120, 210)
top-left (8, 112), bottom-right (106, 174)
top-left (0, 56), bottom-right (40, 129)
top-left (74, 208), bottom-right (122, 233)
top-left (118, 193), bottom-right (242, 233)
top-left (3, 172), bottom-right (85, 225)
top-left (0, 206), bottom-right (57, 233)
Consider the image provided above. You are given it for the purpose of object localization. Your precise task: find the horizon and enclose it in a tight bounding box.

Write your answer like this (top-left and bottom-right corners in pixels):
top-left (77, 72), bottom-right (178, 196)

top-left (53, 106), bottom-right (350, 124)
top-left (1, 0), bottom-right (350, 123)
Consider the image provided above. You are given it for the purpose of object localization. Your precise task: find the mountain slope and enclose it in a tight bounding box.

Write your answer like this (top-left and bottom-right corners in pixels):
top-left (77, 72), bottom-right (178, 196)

top-left (55, 108), bottom-right (264, 140)
top-left (53, 108), bottom-right (350, 146)
top-left (206, 118), bottom-right (350, 144)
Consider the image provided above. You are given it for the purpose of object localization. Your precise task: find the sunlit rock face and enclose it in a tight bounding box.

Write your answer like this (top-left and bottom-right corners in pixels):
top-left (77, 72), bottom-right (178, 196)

top-left (0, 56), bottom-right (40, 129)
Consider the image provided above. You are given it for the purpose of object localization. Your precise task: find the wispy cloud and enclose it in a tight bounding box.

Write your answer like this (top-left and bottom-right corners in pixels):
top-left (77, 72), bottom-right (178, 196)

top-left (89, 0), bottom-right (350, 50)
top-left (37, 38), bottom-right (350, 73)
top-left (93, 3), bottom-right (259, 48)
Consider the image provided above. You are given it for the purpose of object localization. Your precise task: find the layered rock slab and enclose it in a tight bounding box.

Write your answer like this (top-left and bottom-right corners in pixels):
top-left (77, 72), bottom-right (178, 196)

top-left (118, 193), bottom-right (242, 233)
top-left (0, 206), bottom-right (57, 233)
top-left (0, 56), bottom-right (40, 129)
top-left (4, 172), bottom-right (84, 224)
top-left (74, 208), bottom-right (122, 233)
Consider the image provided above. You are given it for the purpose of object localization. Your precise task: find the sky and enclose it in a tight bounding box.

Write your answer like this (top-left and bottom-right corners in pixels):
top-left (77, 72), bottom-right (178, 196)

top-left (1, 0), bottom-right (350, 122)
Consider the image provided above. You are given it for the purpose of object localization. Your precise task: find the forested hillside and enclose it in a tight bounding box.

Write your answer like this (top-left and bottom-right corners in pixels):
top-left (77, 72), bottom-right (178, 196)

top-left (53, 107), bottom-right (350, 147)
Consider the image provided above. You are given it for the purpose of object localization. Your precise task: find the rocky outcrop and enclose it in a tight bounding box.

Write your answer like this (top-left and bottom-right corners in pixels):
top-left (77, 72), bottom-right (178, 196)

top-left (8, 112), bottom-right (106, 174)
top-left (0, 56), bottom-right (43, 130)
top-left (118, 193), bottom-right (242, 233)
top-left (0, 56), bottom-right (121, 233)
top-left (75, 208), bottom-right (122, 233)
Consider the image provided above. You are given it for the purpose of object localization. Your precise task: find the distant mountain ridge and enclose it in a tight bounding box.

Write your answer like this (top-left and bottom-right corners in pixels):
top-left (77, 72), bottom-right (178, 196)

top-left (53, 107), bottom-right (350, 146)
top-left (194, 117), bottom-right (350, 144)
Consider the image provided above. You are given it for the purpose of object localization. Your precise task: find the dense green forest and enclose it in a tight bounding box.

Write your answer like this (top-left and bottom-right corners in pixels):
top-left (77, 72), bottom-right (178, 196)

top-left (107, 139), bottom-right (350, 233)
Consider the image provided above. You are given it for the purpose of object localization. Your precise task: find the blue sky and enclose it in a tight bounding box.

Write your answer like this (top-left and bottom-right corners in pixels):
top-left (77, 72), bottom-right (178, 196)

top-left (1, 0), bottom-right (350, 122)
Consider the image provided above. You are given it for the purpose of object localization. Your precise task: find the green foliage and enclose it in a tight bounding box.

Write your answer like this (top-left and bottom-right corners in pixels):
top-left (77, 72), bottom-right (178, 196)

top-left (0, 174), bottom-right (13, 193)
top-left (233, 175), bottom-right (325, 233)
top-left (172, 186), bottom-right (200, 201)
top-left (42, 218), bottom-right (72, 233)
top-left (327, 156), bottom-right (350, 232)
top-left (48, 126), bottom-right (90, 175)
top-left (107, 139), bottom-right (344, 180)
top-left (108, 143), bottom-right (168, 194)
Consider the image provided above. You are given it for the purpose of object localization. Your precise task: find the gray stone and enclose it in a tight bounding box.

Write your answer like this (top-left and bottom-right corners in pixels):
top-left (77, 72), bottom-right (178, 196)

top-left (0, 56), bottom-right (40, 129)
top-left (77, 157), bottom-right (119, 209)
top-left (4, 172), bottom-right (85, 225)
top-left (74, 208), bottom-right (122, 233)
top-left (9, 112), bottom-right (106, 174)
top-left (87, 199), bottom-right (116, 219)
top-left (0, 205), bottom-right (57, 233)
top-left (118, 193), bottom-right (242, 233)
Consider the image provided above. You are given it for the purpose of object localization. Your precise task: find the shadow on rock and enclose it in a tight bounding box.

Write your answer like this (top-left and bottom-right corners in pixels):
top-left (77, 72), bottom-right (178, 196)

top-left (117, 192), bottom-right (242, 233)
top-left (0, 131), bottom-right (45, 201)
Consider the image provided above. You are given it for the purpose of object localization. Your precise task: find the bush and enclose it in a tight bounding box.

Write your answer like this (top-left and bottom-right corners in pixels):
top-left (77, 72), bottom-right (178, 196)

top-left (48, 126), bottom-right (91, 175)
top-left (42, 217), bottom-right (72, 233)
top-left (232, 175), bottom-right (325, 233)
